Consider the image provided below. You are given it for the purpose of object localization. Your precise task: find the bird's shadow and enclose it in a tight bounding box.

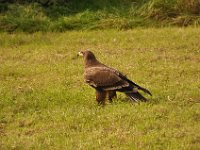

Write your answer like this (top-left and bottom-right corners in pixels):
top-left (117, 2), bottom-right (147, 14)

top-left (104, 94), bottom-right (159, 106)
top-left (106, 97), bottom-right (138, 105)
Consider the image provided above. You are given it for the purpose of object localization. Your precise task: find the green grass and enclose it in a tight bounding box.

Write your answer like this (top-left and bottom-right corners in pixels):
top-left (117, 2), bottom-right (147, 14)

top-left (0, 0), bottom-right (200, 32)
top-left (0, 28), bottom-right (200, 149)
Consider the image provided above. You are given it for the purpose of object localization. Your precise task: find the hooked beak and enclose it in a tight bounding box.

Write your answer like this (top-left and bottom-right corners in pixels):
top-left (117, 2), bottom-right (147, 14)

top-left (72, 51), bottom-right (83, 60)
top-left (78, 51), bottom-right (83, 56)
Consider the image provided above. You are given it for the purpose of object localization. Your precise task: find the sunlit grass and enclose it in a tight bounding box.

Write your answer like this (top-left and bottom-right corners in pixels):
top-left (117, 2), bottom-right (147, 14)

top-left (0, 27), bottom-right (200, 149)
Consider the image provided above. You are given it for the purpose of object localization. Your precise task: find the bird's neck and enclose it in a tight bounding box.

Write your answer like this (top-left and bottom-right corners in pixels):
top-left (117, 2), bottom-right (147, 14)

top-left (84, 59), bottom-right (101, 68)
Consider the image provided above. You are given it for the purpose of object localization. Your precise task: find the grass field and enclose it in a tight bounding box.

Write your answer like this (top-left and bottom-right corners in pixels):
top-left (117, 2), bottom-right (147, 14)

top-left (0, 28), bottom-right (200, 149)
top-left (1, 1), bottom-right (200, 32)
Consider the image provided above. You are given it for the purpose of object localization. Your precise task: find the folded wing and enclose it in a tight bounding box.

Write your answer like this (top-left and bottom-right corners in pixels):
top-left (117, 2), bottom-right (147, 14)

top-left (84, 67), bottom-right (130, 90)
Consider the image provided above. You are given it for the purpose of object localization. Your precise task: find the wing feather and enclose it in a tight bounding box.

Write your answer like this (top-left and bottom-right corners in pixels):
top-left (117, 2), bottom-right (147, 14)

top-left (84, 67), bottom-right (129, 90)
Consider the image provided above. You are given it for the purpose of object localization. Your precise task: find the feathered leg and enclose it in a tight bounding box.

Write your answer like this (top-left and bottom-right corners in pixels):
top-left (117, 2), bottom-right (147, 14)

top-left (96, 90), bottom-right (106, 105)
top-left (108, 91), bottom-right (117, 102)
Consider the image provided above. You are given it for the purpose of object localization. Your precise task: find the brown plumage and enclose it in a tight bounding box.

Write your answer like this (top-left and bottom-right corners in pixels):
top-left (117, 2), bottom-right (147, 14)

top-left (78, 50), bottom-right (152, 105)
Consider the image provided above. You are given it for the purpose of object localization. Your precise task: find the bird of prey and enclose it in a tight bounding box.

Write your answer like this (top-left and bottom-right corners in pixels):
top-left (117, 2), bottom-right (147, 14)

top-left (78, 50), bottom-right (152, 105)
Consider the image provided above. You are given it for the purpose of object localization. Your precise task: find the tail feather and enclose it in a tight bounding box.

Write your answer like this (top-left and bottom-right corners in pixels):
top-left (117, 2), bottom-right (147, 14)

top-left (126, 92), bottom-right (147, 102)
top-left (138, 87), bottom-right (152, 96)
top-left (124, 78), bottom-right (152, 96)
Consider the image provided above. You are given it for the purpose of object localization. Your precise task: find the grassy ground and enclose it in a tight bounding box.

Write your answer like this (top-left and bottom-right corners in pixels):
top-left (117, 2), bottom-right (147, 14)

top-left (1, 0), bottom-right (200, 32)
top-left (0, 28), bottom-right (200, 149)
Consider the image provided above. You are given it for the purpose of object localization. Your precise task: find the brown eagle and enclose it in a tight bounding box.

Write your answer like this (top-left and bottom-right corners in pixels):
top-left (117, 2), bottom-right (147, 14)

top-left (78, 50), bottom-right (152, 105)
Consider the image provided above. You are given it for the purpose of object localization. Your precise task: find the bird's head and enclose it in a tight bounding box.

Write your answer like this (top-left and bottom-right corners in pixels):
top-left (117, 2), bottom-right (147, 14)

top-left (78, 50), bottom-right (96, 61)
top-left (78, 50), bottom-right (99, 67)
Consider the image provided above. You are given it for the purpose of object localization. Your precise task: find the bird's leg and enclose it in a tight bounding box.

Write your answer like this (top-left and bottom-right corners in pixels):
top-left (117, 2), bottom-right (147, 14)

top-left (108, 91), bottom-right (117, 103)
top-left (96, 90), bottom-right (106, 105)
